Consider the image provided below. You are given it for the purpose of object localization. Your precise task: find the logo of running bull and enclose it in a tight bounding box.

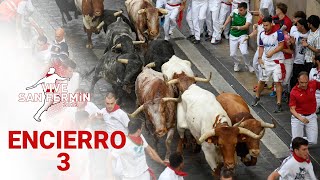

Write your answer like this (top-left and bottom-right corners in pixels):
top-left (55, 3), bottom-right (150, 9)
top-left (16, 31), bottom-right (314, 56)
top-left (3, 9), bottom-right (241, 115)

top-left (19, 67), bottom-right (90, 122)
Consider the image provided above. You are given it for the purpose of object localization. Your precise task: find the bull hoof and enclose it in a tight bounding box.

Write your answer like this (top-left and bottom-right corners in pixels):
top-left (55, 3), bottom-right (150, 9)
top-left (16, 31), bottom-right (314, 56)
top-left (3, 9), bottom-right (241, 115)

top-left (86, 44), bottom-right (93, 49)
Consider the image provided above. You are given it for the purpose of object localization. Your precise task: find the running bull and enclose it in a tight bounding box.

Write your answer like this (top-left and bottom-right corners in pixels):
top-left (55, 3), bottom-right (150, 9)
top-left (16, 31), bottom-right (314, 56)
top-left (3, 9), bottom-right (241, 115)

top-left (144, 40), bottom-right (175, 72)
top-left (75, 0), bottom-right (104, 48)
top-left (129, 67), bottom-right (176, 161)
top-left (54, 0), bottom-right (80, 25)
top-left (86, 18), bottom-right (144, 104)
top-left (165, 74), bottom-right (264, 175)
top-left (216, 92), bottom-right (276, 166)
top-left (125, 0), bottom-right (168, 41)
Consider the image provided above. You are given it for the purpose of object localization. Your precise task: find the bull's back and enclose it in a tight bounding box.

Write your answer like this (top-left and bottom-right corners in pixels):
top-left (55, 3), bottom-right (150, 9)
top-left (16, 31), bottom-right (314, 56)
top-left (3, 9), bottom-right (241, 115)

top-left (216, 93), bottom-right (250, 118)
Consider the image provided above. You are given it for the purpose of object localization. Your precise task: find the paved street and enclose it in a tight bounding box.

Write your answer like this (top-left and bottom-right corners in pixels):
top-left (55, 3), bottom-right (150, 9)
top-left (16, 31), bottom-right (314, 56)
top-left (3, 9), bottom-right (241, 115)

top-left (29, 0), bottom-right (320, 179)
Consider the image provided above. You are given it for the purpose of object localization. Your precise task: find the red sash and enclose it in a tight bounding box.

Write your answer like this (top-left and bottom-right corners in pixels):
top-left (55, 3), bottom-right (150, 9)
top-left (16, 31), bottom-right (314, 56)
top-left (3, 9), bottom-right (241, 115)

top-left (274, 60), bottom-right (286, 80)
top-left (168, 165), bottom-right (188, 177)
top-left (293, 152), bottom-right (311, 164)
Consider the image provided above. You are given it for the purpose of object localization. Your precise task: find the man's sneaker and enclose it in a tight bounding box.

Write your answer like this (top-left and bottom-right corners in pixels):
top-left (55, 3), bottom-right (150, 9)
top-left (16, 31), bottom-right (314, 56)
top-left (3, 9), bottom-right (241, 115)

top-left (274, 103), bottom-right (282, 113)
top-left (187, 35), bottom-right (195, 40)
top-left (234, 63), bottom-right (240, 72)
top-left (211, 39), bottom-right (222, 45)
top-left (246, 65), bottom-right (255, 73)
top-left (192, 39), bottom-right (200, 44)
top-left (252, 97), bottom-right (260, 107)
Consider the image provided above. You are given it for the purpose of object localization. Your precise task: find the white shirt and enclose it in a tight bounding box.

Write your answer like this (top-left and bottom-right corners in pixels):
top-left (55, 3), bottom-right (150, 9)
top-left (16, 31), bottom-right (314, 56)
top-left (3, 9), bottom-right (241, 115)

top-left (259, 0), bottom-right (274, 16)
top-left (277, 155), bottom-right (317, 180)
top-left (304, 28), bottom-right (320, 63)
top-left (83, 102), bottom-right (100, 116)
top-left (259, 29), bottom-right (285, 61)
top-left (309, 68), bottom-right (320, 100)
top-left (17, 0), bottom-right (34, 16)
top-left (293, 31), bottom-right (309, 64)
top-left (159, 167), bottom-right (184, 180)
top-left (100, 108), bottom-right (130, 135)
top-left (111, 135), bottom-right (149, 178)
top-left (256, 24), bottom-right (264, 46)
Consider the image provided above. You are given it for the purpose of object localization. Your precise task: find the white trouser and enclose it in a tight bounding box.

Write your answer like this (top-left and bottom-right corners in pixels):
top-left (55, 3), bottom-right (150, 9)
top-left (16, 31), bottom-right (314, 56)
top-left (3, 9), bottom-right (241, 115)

top-left (282, 58), bottom-right (293, 87)
top-left (206, 8), bottom-right (213, 35)
top-left (212, 3), bottom-right (231, 41)
top-left (192, 0), bottom-right (208, 40)
top-left (186, 3), bottom-right (194, 35)
top-left (156, 0), bottom-right (166, 8)
top-left (253, 49), bottom-right (260, 79)
top-left (291, 113), bottom-right (318, 145)
top-left (206, 0), bottom-right (221, 37)
top-left (229, 34), bottom-right (250, 65)
top-left (164, 4), bottom-right (180, 40)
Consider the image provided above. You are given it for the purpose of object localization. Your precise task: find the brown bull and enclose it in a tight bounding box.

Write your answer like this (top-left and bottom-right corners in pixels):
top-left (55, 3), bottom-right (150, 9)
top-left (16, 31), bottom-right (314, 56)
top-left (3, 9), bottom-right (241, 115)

top-left (216, 92), bottom-right (276, 166)
top-left (75, 0), bottom-right (104, 48)
top-left (125, 0), bottom-right (168, 41)
top-left (129, 67), bottom-right (176, 161)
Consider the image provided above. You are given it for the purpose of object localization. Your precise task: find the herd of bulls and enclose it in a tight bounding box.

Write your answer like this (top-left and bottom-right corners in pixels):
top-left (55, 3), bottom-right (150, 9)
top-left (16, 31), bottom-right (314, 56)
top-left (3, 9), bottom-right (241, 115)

top-left (54, 0), bottom-right (277, 176)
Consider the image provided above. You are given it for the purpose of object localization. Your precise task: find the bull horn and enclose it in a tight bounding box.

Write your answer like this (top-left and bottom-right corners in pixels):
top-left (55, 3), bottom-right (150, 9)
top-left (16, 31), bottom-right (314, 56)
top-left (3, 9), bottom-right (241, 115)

top-left (128, 104), bottom-right (144, 118)
top-left (138, 9), bottom-right (146, 14)
top-left (132, 41), bottom-right (145, 45)
top-left (167, 79), bottom-right (179, 85)
top-left (199, 129), bottom-right (216, 143)
top-left (162, 97), bottom-right (180, 103)
top-left (194, 72), bottom-right (212, 83)
top-left (238, 127), bottom-right (264, 139)
top-left (261, 119), bottom-right (277, 128)
top-left (96, 21), bottom-right (105, 30)
top-left (233, 117), bottom-right (245, 127)
top-left (157, 8), bottom-right (168, 15)
top-left (145, 62), bottom-right (156, 68)
top-left (113, 10), bottom-right (123, 16)
top-left (117, 58), bottom-right (129, 64)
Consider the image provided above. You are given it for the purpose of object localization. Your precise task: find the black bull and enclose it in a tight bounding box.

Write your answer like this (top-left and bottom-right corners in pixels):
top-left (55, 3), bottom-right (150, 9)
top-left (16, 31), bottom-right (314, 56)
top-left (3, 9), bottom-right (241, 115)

top-left (54, 0), bottom-right (80, 25)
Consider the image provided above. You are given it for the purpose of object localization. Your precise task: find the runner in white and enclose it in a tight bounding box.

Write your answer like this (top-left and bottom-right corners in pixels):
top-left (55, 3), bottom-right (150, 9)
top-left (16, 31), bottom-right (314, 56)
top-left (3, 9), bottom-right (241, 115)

top-left (164, 0), bottom-right (186, 40)
top-left (159, 152), bottom-right (187, 180)
top-left (109, 119), bottom-right (166, 180)
top-left (268, 137), bottom-right (317, 180)
top-left (252, 16), bottom-right (285, 113)
top-left (222, 2), bottom-right (253, 72)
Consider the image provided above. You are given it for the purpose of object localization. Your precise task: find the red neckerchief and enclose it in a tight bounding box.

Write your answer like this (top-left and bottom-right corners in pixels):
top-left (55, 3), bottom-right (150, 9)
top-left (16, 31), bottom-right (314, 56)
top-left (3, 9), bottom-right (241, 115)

top-left (168, 165), bottom-right (188, 177)
top-left (265, 26), bottom-right (278, 35)
top-left (128, 134), bottom-right (143, 146)
top-left (106, 104), bottom-right (120, 113)
top-left (46, 73), bottom-right (53, 77)
top-left (258, 17), bottom-right (263, 25)
top-left (293, 152), bottom-right (311, 164)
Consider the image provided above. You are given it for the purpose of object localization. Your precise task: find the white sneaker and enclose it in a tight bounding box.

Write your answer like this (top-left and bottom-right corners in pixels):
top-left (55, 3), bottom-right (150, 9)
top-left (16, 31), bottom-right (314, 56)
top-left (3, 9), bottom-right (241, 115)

top-left (234, 63), bottom-right (240, 72)
top-left (246, 65), bottom-right (255, 73)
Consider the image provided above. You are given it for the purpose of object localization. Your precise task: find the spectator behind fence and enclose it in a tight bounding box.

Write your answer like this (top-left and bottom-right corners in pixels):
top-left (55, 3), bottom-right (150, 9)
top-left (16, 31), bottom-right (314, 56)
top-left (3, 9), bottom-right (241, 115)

top-left (289, 71), bottom-right (319, 145)
top-left (290, 11), bottom-right (307, 37)
top-left (290, 18), bottom-right (310, 91)
top-left (267, 137), bottom-right (317, 180)
top-left (273, 2), bottom-right (292, 33)
top-left (302, 15), bottom-right (320, 74)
